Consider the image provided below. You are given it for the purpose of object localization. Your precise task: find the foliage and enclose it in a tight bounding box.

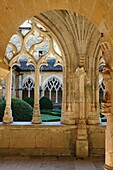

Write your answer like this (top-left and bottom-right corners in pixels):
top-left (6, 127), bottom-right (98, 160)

top-left (39, 96), bottom-right (53, 110)
top-left (23, 97), bottom-right (34, 107)
top-left (11, 98), bottom-right (33, 121)
top-left (0, 98), bottom-right (33, 122)
top-left (0, 100), bottom-right (6, 121)
top-left (0, 98), bottom-right (3, 103)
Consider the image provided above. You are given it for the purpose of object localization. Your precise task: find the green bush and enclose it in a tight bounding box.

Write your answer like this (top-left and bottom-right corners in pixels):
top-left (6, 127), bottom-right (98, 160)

top-left (0, 99), bottom-right (3, 103)
top-left (0, 100), bottom-right (6, 121)
top-left (39, 96), bottom-right (53, 110)
top-left (11, 98), bottom-right (33, 121)
top-left (23, 97), bottom-right (34, 107)
top-left (0, 98), bottom-right (33, 121)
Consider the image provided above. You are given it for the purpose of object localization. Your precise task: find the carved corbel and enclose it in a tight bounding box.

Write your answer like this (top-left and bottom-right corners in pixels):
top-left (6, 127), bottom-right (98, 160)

top-left (100, 65), bottom-right (112, 115)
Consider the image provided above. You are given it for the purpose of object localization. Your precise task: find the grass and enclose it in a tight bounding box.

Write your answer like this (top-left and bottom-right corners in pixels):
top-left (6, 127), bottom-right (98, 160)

top-left (41, 114), bottom-right (60, 122)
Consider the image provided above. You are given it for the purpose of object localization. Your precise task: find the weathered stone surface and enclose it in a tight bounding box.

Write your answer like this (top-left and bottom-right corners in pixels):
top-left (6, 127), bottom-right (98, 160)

top-left (0, 139), bottom-right (9, 148)
top-left (0, 124), bottom-right (105, 156)
top-left (10, 139), bottom-right (35, 148)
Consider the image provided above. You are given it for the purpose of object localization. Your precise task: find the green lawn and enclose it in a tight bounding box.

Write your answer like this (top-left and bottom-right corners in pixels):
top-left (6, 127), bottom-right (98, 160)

top-left (41, 114), bottom-right (60, 122)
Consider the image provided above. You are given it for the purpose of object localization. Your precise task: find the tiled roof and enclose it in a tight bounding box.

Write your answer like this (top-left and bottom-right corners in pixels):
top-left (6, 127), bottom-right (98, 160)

top-left (13, 59), bottom-right (62, 71)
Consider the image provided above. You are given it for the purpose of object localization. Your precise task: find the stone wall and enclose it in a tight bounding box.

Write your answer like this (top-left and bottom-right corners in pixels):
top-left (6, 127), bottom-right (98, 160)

top-left (0, 123), bottom-right (105, 157)
top-left (88, 124), bottom-right (106, 157)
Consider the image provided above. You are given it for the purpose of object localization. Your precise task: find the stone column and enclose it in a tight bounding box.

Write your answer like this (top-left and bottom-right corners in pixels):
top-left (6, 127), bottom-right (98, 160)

top-left (3, 67), bottom-right (13, 123)
top-left (101, 66), bottom-right (113, 170)
top-left (32, 65), bottom-right (41, 124)
top-left (49, 90), bottom-right (51, 100)
top-left (18, 74), bottom-right (23, 99)
top-left (104, 114), bottom-right (113, 170)
top-left (100, 35), bottom-right (113, 169)
top-left (61, 67), bottom-right (76, 125)
top-left (75, 67), bottom-right (88, 158)
top-left (88, 73), bottom-right (100, 125)
top-left (28, 89), bottom-right (30, 98)
top-left (56, 90), bottom-right (58, 103)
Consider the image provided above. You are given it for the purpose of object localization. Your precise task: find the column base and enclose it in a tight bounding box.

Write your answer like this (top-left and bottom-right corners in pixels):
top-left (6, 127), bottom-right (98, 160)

top-left (32, 116), bottom-right (41, 124)
top-left (3, 108), bottom-right (13, 123)
top-left (61, 117), bottom-right (76, 125)
top-left (3, 116), bottom-right (13, 123)
top-left (76, 119), bottom-right (88, 158)
top-left (76, 140), bottom-right (88, 158)
top-left (88, 112), bottom-right (101, 125)
top-left (104, 164), bottom-right (113, 170)
top-left (88, 118), bottom-right (101, 125)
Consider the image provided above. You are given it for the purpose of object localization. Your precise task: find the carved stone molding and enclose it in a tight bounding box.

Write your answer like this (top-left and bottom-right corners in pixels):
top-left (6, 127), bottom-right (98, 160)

top-left (100, 65), bottom-right (112, 116)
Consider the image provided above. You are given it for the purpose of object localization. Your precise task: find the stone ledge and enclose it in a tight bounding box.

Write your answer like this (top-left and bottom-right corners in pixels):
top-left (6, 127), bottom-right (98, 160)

top-left (0, 122), bottom-right (77, 129)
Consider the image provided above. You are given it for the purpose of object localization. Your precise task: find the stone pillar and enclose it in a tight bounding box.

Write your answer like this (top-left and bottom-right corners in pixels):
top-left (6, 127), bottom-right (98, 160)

top-left (49, 90), bottom-right (51, 100)
top-left (100, 66), bottom-right (113, 170)
top-left (104, 114), bottom-right (113, 170)
top-left (56, 90), bottom-right (58, 103)
top-left (3, 67), bottom-right (13, 123)
top-left (88, 68), bottom-right (100, 124)
top-left (18, 74), bottom-right (23, 99)
top-left (61, 67), bottom-right (76, 125)
top-left (75, 67), bottom-right (88, 158)
top-left (100, 35), bottom-right (113, 169)
top-left (32, 65), bottom-right (41, 124)
top-left (28, 89), bottom-right (30, 98)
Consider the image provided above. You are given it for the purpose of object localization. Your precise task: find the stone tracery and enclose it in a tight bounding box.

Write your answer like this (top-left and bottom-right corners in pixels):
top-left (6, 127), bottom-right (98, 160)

top-left (43, 76), bottom-right (62, 103)
top-left (4, 17), bottom-right (63, 124)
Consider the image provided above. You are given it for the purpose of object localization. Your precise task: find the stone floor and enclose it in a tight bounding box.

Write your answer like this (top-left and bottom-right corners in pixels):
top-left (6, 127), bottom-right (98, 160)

top-left (0, 156), bottom-right (104, 170)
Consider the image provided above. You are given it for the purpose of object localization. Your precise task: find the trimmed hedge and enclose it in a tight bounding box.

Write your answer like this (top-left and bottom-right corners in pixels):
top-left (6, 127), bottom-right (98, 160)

top-left (39, 96), bottom-right (53, 110)
top-left (0, 100), bottom-right (6, 121)
top-left (0, 98), bottom-right (33, 121)
top-left (41, 109), bottom-right (61, 116)
top-left (0, 99), bottom-right (3, 103)
top-left (23, 97), bottom-right (34, 107)
top-left (11, 98), bottom-right (33, 121)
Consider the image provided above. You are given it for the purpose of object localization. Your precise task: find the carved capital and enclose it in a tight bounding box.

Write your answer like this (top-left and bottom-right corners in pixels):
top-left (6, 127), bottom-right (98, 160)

top-left (101, 65), bottom-right (111, 103)
top-left (75, 67), bottom-right (86, 77)
top-left (102, 102), bottom-right (112, 116)
top-left (100, 35), bottom-right (113, 71)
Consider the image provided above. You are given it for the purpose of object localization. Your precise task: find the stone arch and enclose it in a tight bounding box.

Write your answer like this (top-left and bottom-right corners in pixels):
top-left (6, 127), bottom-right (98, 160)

top-left (42, 75), bottom-right (62, 89)
top-left (22, 75), bottom-right (35, 98)
top-left (42, 75), bottom-right (62, 103)
top-left (22, 75), bottom-right (35, 87)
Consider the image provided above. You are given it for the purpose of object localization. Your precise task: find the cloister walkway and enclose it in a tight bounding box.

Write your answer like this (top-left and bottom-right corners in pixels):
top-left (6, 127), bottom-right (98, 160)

top-left (0, 156), bottom-right (104, 170)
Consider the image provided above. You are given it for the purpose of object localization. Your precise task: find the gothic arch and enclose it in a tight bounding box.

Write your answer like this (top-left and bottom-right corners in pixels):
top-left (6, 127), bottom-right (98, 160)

top-left (22, 76), bottom-right (35, 99)
top-left (22, 75), bottom-right (35, 87)
top-left (42, 75), bottom-right (62, 103)
top-left (42, 75), bottom-right (62, 89)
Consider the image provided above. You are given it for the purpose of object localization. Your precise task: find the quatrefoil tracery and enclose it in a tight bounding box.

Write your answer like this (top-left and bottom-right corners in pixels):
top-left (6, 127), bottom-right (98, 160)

top-left (5, 18), bottom-right (63, 69)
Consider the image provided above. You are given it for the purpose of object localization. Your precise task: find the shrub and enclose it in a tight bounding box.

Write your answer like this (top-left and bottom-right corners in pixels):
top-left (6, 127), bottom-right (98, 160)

top-left (0, 100), bottom-right (6, 121)
top-left (0, 99), bottom-right (3, 103)
top-left (39, 96), bottom-right (53, 110)
top-left (0, 98), bottom-right (33, 121)
top-left (11, 98), bottom-right (33, 121)
top-left (23, 97), bottom-right (34, 107)
top-left (41, 109), bottom-right (61, 116)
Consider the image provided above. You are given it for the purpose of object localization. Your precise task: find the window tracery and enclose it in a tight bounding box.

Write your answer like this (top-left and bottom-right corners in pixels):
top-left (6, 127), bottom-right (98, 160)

top-left (23, 78), bottom-right (34, 98)
top-left (44, 77), bottom-right (62, 103)
top-left (5, 18), bottom-right (63, 68)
